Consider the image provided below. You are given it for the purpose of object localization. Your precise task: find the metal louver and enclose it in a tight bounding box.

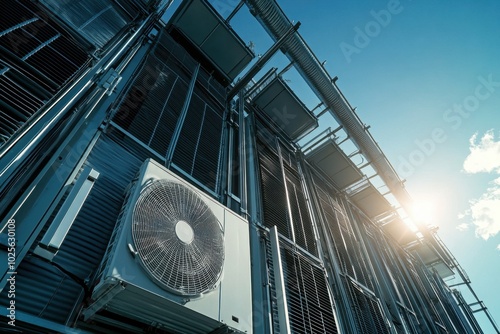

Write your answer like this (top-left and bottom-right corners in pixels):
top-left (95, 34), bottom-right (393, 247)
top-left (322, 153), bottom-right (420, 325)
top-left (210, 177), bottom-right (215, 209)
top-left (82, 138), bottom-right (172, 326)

top-left (132, 179), bottom-right (224, 296)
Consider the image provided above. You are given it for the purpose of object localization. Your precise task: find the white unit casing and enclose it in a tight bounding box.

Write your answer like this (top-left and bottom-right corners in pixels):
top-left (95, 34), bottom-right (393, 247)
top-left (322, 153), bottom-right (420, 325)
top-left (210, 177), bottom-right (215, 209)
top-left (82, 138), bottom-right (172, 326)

top-left (84, 158), bottom-right (252, 333)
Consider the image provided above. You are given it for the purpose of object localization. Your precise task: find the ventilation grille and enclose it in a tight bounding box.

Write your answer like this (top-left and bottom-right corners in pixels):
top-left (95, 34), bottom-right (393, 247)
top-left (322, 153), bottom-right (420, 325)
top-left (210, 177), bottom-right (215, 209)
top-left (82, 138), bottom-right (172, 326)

top-left (132, 179), bottom-right (224, 296)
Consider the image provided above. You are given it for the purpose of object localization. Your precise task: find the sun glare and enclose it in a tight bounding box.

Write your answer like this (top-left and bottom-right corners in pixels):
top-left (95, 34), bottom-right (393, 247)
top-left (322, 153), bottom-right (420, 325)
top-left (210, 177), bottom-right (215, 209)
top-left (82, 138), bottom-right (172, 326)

top-left (412, 200), bottom-right (437, 225)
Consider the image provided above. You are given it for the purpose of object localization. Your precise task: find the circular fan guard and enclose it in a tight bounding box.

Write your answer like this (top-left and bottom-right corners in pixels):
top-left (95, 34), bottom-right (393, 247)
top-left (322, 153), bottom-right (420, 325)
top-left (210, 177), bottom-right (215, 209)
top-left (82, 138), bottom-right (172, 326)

top-left (132, 179), bottom-right (224, 296)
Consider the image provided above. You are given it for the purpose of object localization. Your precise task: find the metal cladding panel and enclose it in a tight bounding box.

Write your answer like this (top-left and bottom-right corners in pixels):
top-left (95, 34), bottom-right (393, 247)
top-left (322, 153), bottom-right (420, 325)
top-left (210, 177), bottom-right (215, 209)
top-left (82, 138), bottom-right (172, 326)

top-left (168, 0), bottom-right (254, 82)
top-left (307, 139), bottom-right (363, 189)
top-left (350, 183), bottom-right (392, 218)
top-left (253, 77), bottom-right (318, 141)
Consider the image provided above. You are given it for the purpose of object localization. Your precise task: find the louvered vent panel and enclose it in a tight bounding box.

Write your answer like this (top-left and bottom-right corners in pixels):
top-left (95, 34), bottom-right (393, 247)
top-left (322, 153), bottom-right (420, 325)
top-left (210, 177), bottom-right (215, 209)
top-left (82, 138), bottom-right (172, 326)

top-left (39, 0), bottom-right (129, 48)
top-left (0, 0), bottom-right (89, 147)
top-left (0, 68), bottom-right (44, 144)
top-left (343, 278), bottom-right (388, 334)
top-left (316, 183), bottom-right (355, 277)
top-left (405, 259), bottom-right (445, 326)
top-left (197, 66), bottom-right (226, 106)
top-left (429, 272), bottom-right (469, 333)
top-left (281, 246), bottom-right (338, 334)
top-left (173, 87), bottom-right (224, 190)
top-left (285, 168), bottom-right (317, 256)
top-left (154, 32), bottom-right (198, 77)
top-left (112, 32), bottom-right (225, 192)
top-left (113, 55), bottom-right (189, 155)
top-left (258, 144), bottom-right (291, 238)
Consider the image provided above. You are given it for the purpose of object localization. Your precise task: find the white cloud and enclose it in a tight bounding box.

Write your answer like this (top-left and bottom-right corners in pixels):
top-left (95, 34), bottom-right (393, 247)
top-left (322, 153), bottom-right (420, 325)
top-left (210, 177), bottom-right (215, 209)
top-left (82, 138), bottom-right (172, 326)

top-left (461, 131), bottom-right (500, 240)
top-left (463, 130), bottom-right (500, 173)
top-left (465, 177), bottom-right (500, 240)
top-left (497, 244), bottom-right (500, 252)
top-left (456, 223), bottom-right (470, 231)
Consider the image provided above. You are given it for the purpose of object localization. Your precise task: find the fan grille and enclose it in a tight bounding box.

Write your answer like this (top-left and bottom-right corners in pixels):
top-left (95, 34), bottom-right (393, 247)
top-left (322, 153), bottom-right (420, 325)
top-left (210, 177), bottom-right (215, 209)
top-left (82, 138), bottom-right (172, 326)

top-left (132, 179), bottom-right (224, 296)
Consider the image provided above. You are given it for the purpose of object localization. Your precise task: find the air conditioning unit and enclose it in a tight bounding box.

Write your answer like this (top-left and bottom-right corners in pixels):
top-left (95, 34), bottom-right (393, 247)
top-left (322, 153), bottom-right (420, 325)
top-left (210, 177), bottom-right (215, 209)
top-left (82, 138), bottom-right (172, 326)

top-left (83, 159), bottom-right (252, 333)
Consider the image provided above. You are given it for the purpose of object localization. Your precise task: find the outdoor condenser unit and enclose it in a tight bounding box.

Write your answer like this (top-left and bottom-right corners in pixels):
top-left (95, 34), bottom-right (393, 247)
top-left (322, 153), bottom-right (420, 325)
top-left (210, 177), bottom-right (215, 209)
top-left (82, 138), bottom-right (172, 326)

top-left (83, 158), bottom-right (253, 333)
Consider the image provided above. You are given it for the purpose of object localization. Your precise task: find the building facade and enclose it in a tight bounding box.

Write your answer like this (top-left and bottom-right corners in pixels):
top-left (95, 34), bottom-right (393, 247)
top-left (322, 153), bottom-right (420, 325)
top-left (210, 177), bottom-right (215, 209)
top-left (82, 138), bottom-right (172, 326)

top-left (0, 0), bottom-right (498, 333)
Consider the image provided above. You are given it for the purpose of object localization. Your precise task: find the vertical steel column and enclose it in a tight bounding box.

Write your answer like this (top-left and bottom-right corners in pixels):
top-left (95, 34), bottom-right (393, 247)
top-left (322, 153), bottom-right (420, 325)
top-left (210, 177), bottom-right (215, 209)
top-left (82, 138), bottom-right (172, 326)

top-left (166, 63), bottom-right (200, 166)
top-left (245, 111), bottom-right (274, 333)
top-left (270, 226), bottom-right (291, 334)
top-left (238, 92), bottom-right (248, 218)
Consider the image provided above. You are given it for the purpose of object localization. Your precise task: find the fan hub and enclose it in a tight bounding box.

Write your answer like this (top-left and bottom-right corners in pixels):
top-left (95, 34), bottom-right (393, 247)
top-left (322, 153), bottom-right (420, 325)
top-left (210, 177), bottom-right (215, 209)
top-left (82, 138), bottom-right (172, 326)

top-left (175, 220), bottom-right (194, 244)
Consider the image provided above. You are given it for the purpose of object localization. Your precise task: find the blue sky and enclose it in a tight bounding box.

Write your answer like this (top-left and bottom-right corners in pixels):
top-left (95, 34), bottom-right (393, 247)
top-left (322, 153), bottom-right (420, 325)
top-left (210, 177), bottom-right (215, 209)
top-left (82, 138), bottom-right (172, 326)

top-left (165, 0), bottom-right (500, 328)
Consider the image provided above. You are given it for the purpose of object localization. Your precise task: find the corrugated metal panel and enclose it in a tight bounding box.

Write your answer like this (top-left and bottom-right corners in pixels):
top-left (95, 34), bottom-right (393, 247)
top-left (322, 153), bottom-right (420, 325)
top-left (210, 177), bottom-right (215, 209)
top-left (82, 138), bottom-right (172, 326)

top-left (0, 135), bottom-right (143, 324)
